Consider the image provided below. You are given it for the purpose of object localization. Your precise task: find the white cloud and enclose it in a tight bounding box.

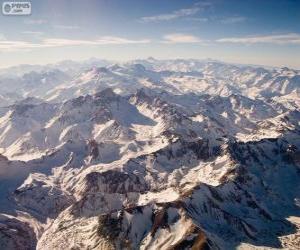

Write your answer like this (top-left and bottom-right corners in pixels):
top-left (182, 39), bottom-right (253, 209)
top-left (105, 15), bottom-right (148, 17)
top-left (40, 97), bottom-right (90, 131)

top-left (24, 19), bottom-right (48, 25)
top-left (96, 36), bottom-right (150, 45)
top-left (221, 16), bottom-right (247, 24)
top-left (0, 36), bottom-right (151, 51)
top-left (162, 33), bottom-right (203, 44)
top-left (140, 1), bottom-right (212, 23)
top-left (0, 40), bottom-right (41, 50)
top-left (185, 17), bottom-right (208, 22)
top-left (43, 37), bottom-right (150, 46)
top-left (217, 33), bottom-right (300, 45)
top-left (141, 7), bottom-right (200, 22)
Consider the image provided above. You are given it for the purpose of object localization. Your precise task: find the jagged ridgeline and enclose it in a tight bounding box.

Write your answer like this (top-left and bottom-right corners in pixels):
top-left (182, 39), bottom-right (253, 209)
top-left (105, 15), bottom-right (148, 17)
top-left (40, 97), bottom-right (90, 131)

top-left (0, 59), bottom-right (299, 250)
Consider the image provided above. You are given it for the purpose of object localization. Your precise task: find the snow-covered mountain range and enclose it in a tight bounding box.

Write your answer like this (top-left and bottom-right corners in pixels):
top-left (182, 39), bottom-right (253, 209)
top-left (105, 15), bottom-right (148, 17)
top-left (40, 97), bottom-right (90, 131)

top-left (0, 58), bottom-right (299, 250)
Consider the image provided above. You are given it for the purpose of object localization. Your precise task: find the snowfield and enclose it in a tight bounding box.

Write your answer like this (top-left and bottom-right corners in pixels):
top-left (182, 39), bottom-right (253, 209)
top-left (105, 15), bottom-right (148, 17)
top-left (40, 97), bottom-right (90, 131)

top-left (0, 58), bottom-right (299, 250)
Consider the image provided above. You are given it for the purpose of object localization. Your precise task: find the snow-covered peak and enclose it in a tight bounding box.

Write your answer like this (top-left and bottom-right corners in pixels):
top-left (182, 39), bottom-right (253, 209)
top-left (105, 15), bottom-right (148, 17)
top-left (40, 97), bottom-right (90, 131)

top-left (0, 59), bottom-right (299, 250)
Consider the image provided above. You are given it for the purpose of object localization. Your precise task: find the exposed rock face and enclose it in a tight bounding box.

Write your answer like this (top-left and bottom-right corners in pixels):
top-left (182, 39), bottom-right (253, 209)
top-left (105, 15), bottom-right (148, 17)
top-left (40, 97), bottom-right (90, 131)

top-left (0, 59), bottom-right (299, 249)
top-left (0, 215), bottom-right (37, 250)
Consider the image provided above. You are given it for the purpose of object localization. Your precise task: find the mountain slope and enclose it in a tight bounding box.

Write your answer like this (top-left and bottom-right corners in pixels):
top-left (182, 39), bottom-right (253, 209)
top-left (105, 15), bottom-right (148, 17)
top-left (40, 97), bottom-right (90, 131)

top-left (0, 59), bottom-right (299, 250)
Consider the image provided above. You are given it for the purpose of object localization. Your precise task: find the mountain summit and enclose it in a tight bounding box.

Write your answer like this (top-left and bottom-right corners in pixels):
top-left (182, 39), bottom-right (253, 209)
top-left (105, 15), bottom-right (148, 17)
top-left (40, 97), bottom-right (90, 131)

top-left (0, 59), bottom-right (299, 250)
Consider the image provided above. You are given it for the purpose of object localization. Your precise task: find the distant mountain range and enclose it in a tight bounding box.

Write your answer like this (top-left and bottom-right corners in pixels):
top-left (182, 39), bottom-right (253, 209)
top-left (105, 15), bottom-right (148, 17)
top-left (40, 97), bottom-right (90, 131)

top-left (0, 59), bottom-right (299, 250)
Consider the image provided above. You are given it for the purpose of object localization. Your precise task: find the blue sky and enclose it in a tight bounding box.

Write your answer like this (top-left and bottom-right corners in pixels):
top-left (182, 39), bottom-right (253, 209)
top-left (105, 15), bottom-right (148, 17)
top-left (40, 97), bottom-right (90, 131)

top-left (0, 0), bottom-right (299, 68)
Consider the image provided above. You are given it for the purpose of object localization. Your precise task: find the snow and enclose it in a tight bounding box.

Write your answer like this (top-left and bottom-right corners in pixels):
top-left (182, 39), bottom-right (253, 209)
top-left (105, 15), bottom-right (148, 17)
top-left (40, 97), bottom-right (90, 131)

top-left (0, 58), bottom-right (299, 249)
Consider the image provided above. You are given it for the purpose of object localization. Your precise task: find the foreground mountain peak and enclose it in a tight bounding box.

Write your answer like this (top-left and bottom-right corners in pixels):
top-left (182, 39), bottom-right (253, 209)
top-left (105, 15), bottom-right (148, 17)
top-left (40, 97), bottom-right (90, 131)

top-left (0, 59), bottom-right (299, 250)
top-left (94, 87), bottom-right (117, 99)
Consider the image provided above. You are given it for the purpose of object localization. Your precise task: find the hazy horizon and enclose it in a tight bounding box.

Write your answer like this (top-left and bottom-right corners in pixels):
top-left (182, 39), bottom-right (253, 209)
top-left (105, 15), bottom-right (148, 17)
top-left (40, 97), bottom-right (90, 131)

top-left (0, 56), bottom-right (298, 71)
top-left (0, 0), bottom-right (299, 69)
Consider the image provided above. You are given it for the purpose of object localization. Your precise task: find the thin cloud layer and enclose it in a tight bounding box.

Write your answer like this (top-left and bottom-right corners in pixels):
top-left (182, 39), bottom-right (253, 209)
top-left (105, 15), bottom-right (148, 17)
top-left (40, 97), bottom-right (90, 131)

top-left (44, 37), bottom-right (151, 46)
top-left (141, 6), bottom-right (200, 22)
top-left (162, 33), bottom-right (203, 44)
top-left (217, 33), bottom-right (300, 44)
top-left (140, 2), bottom-right (214, 23)
top-left (0, 36), bottom-right (151, 51)
top-left (0, 40), bottom-right (39, 50)
top-left (53, 25), bottom-right (80, 30)
top-left (185, 17), bottom-right (208, 22)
